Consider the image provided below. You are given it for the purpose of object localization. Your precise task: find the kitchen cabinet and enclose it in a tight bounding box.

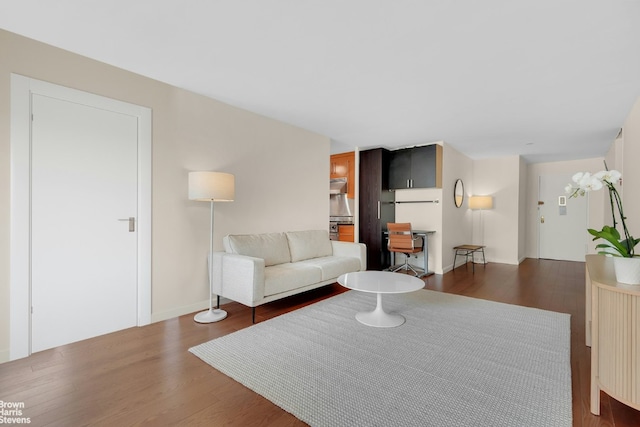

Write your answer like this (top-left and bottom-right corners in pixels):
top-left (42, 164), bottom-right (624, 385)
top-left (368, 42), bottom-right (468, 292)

top-left (389, 144), bottom-right (442, 189)
top-left (586, 254), bottom-right (640, 415)
top-left (338, 224), bottom-right (354, 242)
top-left (330, 152), bottom-right (355, 198)
top-left (359, 148), bottom-right (395, 270)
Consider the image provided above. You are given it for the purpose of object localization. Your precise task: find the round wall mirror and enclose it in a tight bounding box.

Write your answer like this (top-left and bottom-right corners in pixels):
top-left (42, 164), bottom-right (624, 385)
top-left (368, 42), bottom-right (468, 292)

top-left (454, 179), bottom-right (464, 208)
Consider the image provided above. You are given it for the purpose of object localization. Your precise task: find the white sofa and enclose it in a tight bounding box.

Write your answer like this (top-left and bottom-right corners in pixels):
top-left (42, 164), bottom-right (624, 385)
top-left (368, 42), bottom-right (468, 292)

top-left (211, 230), bottom-right (366, 321)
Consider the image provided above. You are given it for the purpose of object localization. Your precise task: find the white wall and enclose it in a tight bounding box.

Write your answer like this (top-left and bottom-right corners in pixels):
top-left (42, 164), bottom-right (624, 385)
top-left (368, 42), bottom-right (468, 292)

top-left (0, 30), bottom-right (329, 361)
top-left (394, 187), bottom-right (443, 273)
top-left (518, 156), bottom-right (527, 262)
top-left (472, 156), bottom-right (521, 265)
top-left (441, 143), bottom-right (474, 271)
top-left (604, 137), bottom-right (623, 226)
top-left (622, 97), bottom-right (640, 236)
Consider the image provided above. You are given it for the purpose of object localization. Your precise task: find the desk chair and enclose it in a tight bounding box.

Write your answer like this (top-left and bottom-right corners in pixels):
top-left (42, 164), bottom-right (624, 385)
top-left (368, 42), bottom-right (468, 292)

top-left (387, 222), bottom-right (423, 276)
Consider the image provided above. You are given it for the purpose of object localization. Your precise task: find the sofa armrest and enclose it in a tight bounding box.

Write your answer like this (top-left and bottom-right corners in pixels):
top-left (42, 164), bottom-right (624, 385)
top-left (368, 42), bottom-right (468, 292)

top-left (331, 241), bottom-right (367, 271)
top-left (210, 252), bottom-right (266, 307)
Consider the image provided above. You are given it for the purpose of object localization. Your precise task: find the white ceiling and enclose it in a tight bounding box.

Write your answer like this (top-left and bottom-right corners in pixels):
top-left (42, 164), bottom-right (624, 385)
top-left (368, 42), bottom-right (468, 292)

top-left (2, 0), bottom-right (639, 163)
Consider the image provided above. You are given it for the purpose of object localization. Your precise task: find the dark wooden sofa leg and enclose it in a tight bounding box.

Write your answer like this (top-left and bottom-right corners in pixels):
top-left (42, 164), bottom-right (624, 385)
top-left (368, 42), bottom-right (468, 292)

top-left (252, 307), bottom-right (256, 324)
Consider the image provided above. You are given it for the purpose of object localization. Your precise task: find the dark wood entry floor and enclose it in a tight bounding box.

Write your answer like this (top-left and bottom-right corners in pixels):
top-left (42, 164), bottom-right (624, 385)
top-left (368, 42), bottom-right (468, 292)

top-left (1, 258), bottom-right (639, 426)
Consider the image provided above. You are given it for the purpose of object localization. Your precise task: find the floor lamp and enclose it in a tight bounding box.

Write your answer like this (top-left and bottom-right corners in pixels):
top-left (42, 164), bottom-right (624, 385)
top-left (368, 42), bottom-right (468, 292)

top-left (469, 195), bottom-right (493, 263)
top-left (189, 171), bottom-right (235, 323)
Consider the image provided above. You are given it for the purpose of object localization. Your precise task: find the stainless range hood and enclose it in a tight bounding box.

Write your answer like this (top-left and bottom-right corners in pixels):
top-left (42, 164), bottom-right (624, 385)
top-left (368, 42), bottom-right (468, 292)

top-left (330, 178), bottom-right (347, 194)
top-left (330, 178), bottom-right (353, 218)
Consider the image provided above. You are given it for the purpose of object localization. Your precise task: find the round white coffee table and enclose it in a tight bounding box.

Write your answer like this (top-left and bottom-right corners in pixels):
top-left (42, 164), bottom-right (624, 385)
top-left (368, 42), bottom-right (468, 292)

top-left (337, 271), bottom-right (424, 328)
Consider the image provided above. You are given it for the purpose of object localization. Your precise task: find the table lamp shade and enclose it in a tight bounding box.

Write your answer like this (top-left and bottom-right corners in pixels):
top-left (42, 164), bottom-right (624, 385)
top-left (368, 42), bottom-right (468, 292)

top-left (189, 171), bottom-right (235, 202)
top-left (469, 195), bottom-right (493, 210)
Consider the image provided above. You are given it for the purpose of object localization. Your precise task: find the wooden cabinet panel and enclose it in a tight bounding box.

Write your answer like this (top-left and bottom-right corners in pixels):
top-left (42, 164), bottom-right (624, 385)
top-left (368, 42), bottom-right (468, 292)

top-left (358, 148), bottom-right (394, 271)
top-left (338, 224), bottom-right (354, 242)
top-left (389, 144), bottom-right (442, 189)
top-left (330, 152), bottom-right (355, 198)
top-left (330, 155), bottom-right (349, 178)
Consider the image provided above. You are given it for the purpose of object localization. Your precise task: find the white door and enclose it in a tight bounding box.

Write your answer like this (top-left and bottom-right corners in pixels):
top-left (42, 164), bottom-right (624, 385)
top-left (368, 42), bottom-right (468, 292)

top-left (30, 94), bottom-right (139, 352)
top-left (538, 173), bottom-right (588, 262)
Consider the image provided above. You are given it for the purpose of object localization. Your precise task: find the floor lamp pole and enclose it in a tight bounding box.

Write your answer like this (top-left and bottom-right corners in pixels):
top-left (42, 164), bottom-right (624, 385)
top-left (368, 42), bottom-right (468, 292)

top-left (194, 200), bottom-right (227, 323)
top-left (477, 209), bottom-right (484, 263)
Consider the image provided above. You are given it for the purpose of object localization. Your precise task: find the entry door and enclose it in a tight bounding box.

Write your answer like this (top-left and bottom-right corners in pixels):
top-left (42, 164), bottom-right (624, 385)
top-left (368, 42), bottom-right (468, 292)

top-left (30, 94), bottom-right (138, 352)
top-left (538, 174), bottom-right (588, 262)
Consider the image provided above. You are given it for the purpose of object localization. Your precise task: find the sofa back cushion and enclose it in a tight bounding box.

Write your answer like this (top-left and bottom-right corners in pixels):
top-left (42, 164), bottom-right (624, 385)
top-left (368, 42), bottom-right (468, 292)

top-left (225, 232), bottom-right (291, 266)
top-left (286, 230), bottom-right (333, 262)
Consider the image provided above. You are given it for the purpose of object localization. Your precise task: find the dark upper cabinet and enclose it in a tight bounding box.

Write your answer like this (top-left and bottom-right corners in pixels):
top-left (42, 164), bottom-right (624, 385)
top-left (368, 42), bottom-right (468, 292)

top-left (359, 148), bottom-right (395, 271)
top-left (388, 148), bottom-right (411, 190)
top-left (389, 144), bottom-right (442, 190)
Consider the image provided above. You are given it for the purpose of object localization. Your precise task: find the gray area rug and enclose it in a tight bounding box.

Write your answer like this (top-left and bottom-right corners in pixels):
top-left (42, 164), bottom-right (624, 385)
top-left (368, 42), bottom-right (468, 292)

top-left (190, 290), bottom-right (572, 426)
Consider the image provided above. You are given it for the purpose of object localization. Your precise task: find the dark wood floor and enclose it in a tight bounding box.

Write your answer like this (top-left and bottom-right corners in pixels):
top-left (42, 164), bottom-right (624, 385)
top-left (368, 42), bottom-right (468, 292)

top-left (2, 258), bottom-right (639, 426)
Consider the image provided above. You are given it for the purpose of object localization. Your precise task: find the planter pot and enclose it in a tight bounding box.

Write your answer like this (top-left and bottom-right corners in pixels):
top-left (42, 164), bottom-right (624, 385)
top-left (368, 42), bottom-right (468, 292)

top-left (613, 256), bottom-right (640, 285)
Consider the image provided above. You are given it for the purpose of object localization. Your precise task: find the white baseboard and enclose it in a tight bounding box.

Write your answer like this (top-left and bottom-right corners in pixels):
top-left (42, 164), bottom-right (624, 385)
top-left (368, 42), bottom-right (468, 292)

top-left (0, 348), bottom-right (10, 364)
top-left (150, 296), bottom-right (232, 323)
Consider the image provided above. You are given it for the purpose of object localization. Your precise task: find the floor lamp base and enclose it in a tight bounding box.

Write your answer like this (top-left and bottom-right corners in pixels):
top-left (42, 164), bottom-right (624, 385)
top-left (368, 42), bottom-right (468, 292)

top-left (194, 308), bottom-right (228, 323)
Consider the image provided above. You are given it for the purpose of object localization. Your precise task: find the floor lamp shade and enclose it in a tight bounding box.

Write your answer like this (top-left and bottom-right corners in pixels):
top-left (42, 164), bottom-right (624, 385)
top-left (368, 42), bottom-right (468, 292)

top-left (189, 171), bottom-right (235, 324)
top-left (188, 171), bottom-right (235, 202)
top-left (469, 196), bottom-right (493, 210)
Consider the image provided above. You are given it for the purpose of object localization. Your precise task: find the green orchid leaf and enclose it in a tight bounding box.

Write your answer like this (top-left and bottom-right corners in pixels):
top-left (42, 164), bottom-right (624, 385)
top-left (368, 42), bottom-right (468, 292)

top-left (594, 243), bottom-right (625, 257)
top-left (588, 226), bottom-right (630, 257)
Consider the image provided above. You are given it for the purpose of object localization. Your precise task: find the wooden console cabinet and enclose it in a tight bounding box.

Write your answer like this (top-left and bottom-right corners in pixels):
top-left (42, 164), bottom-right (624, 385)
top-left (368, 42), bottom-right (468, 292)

top-left (585, 254), bottom-right (640, 415)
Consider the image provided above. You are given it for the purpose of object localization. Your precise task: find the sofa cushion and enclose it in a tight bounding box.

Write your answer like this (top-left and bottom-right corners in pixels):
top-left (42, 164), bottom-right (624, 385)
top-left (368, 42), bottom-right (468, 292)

top-left (226, 232), bottom-right (291, 267)
top-left (264, 263), bottom-right (323, 297)
top-left (285, 230), bottom-right (333, 262)
top-left (298, 256), bottom-right (362, 281)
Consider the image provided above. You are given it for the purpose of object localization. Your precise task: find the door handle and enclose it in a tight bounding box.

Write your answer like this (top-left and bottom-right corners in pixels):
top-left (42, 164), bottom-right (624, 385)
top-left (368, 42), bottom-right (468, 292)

top-left (540, 216), bottom-right (545, 224)
top-left (377, 201), bottom-right (381, 220)
top-left (118, 217), bottom-right (135, 232)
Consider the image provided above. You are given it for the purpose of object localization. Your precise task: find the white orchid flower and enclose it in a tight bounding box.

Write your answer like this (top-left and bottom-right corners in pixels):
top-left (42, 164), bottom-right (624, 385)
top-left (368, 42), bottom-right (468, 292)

top-left (572, 172), bottom-right (585, 184)
top-left (594, 169), bottom-right (622, 184)
top-left (578, 173), bottom-right (603, 192)
top-left (565, 184), bottom-right (574, 194)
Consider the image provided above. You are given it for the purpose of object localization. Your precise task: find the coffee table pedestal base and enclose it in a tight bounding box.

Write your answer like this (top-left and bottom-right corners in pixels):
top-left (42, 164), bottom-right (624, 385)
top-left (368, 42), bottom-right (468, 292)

top-left (356, 293), bottom-right (405, 328)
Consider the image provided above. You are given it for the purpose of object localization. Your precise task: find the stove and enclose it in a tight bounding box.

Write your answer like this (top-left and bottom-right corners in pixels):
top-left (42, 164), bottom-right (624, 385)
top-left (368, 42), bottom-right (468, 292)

top-left (330, 216), bottom-right (354, 224)
top-left (329, 216), bottom-right (353, 241)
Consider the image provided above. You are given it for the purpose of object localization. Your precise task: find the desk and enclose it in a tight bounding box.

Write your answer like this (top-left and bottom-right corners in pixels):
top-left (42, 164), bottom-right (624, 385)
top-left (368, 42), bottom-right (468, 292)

top-left (453, 245), bottom-right (486, 272)
top-left (384, 230), bottom-right (435, 277)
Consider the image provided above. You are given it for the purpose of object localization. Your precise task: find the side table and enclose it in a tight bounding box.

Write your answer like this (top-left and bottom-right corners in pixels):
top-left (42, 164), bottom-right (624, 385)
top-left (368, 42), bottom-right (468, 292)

top-left (453, 245), bottom-right (486, 272)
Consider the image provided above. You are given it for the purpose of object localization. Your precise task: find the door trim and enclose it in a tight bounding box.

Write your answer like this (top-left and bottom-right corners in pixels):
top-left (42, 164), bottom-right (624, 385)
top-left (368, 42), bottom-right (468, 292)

top-left (9, 74), bottom-right (152, 360)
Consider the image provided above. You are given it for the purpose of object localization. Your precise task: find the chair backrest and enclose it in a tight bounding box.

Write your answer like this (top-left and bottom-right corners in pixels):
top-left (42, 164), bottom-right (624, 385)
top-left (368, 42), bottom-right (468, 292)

top-left (387, 223), bottom-right (417, 251)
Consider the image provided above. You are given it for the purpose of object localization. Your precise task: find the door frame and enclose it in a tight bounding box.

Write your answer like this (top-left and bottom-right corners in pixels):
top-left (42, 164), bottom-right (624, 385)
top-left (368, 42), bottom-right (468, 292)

top-left (9, 74), bottom-right (152, 360)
